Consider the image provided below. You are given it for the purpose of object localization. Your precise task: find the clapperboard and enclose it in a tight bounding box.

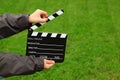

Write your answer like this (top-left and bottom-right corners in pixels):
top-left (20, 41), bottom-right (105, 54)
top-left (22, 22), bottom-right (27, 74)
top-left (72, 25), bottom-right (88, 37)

top-left (26, 9), bottom-right (68, 62)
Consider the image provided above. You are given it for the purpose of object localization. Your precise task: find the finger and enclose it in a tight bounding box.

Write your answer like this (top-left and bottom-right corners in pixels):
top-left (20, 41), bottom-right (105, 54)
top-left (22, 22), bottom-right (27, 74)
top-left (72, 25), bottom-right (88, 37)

top-left (48, 63), bottom-right (55, 68)
top-left (36, 9), bottom-right (48, 17)
top-left (46, 62), bottom-right (55, 69)
top-left (39, 10), bottom-right (48, 17)
top-left (41, 14), bottom-right (48, 18)
top-left (46, 60), bottom-right (55, 64)
top-left (40, 18), bottom-right (48, 23)
top-left (41, 11), bottom-right (48, 16)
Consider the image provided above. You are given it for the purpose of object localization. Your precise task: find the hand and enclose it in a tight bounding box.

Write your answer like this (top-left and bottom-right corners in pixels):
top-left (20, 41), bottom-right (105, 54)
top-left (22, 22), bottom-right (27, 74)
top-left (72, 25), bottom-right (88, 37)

top-left (29, 9), bottom-right (48, 23)
top-left (44, 59), bottom-right (55, 69)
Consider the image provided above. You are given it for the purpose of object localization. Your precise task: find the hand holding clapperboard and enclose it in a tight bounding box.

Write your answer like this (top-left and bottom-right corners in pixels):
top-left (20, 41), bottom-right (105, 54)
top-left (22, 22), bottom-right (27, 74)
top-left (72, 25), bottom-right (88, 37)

top-left (26, 9), bottom-right (68, 62)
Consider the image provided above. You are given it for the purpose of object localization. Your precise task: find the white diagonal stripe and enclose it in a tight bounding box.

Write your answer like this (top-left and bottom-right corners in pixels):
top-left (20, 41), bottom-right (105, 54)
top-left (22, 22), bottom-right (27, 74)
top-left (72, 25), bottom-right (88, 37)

top-left (40, 22), bottom-right (45, 25)
top-left (51, 33), bottom-right (57, 38)
top-left (41, 32), bottom-right (48, 37)
top-left (31, 32), bottom-right (38, 36)
top-left (48, 15), bottom-right (55, 20)
top-left (31, 25), bottom-right (38, 30)
top-left (56, 10), bottom-right (64, 15)
top-left (60, 34), bottom-right (67, 38)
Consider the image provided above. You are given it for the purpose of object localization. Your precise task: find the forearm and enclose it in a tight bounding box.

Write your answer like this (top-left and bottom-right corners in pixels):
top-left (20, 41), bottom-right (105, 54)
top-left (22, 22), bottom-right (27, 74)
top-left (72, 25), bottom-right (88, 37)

top-left (0, 14), bottom-right (31, 39)
top-left (0, 53), bottom-right (44, 77)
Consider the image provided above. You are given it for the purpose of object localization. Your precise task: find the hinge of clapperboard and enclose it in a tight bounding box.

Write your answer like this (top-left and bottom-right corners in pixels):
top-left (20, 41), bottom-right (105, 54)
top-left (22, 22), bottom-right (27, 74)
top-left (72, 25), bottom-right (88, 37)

top-left (28, 9), bottom-right (64, 33)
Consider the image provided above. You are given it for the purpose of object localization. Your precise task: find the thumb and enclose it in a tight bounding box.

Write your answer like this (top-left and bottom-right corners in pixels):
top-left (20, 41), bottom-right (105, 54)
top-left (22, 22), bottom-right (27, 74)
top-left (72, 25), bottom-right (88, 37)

top-left (40, 18), bottom-right (48, 23)
top-left (46, 60), bottom-right (55, 64)
top-left (44, 59), bottom-right (55, 69)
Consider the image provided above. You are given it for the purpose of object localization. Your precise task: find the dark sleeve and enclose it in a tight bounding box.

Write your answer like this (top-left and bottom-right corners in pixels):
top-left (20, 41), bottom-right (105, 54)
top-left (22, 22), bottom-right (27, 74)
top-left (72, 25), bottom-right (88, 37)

top-left (0, 14), bottom-right (32, 39)
top-left (0, 53), bottom-right (44, 77)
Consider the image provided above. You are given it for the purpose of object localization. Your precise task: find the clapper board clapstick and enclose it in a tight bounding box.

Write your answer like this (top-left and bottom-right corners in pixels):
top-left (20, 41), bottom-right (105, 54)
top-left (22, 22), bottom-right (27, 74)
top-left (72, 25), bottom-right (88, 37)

top-left (26, 9), bottom-right (68, 62)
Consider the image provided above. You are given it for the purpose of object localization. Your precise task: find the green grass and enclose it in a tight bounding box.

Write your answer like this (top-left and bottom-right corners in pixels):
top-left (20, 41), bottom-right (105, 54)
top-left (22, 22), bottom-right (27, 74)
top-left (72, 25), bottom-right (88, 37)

top-left (0, 0), bottom-right (120, 80)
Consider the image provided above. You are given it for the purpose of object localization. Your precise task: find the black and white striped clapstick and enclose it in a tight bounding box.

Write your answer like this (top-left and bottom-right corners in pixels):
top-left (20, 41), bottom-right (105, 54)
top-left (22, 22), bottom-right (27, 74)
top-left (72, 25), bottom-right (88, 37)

top-left (29, 9), bottom-right (64, 31)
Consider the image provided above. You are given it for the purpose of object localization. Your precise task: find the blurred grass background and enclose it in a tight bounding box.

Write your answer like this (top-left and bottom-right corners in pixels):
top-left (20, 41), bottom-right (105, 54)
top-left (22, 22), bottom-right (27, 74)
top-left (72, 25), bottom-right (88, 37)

top-left (0, 0), bottom-right (120, 80)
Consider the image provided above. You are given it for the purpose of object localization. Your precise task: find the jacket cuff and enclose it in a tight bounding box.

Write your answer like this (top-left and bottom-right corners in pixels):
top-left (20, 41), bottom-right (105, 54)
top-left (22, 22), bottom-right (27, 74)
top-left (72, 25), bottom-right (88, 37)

top-left (16, 14), bottom-right (32, 30)
top-left (35, 57), bottom-right (44, 71)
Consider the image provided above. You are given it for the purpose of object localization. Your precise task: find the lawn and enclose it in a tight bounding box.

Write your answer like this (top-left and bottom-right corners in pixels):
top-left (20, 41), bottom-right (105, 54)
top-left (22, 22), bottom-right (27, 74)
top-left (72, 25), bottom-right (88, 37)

top-left (0, 0), bottom-right (120, 80)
